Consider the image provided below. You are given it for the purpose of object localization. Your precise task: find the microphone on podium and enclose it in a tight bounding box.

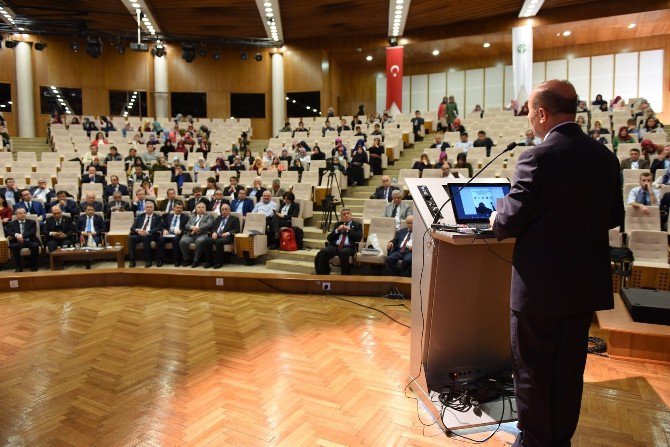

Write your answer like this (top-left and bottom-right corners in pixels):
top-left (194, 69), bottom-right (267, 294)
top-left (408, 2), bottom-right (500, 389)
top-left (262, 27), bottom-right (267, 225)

top-left (431, 142), bottom-right (517, 227)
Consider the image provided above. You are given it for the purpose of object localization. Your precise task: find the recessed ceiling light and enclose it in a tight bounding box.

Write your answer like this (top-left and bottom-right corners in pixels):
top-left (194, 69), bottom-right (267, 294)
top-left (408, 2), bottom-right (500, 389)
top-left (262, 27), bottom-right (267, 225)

top-left (432, 49), bottom-right (440, 56)
top-left (366, 55), bottom-right (373, 61)
top-left (18, 27), bottom-right (25, 31)
top-left (395, 5), bottom-right (403, 9)
top-left (266, 12), bottom-right (273, 17)
top-left (292, 100), bottom-right (296, 103)
top-left (265, 7), bottom-right (273, 12)
top-left (627, 23), bottom-right (636, 29)
top-left (563, 30), bottom-right (571, 36)
top-left (264, 2), bottom-right (272, 6)
top-left (483, 42), bottom-right (491, 48)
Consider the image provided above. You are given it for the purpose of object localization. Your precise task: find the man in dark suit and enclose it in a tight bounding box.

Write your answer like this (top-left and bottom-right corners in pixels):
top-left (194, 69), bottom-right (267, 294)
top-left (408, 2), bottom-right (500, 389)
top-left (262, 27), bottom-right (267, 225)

top-left (0, 177), bottom-right (21, 205)
top-left (179, 202), bottom-right (215, 267)
top-left (314, 208), bottom-right (363, 275)
top-left (5, 208), bottom-right (40, 271)
top-left (222, 176), bottom-right (245, 199)
top-left (158, 188), bottom-right (179, 213)
top-left (155, 201), bottom-right (189, 267)
top-left (29, 179), bottom-right (56, 204)
top-left (50, 190), bottom-right (79, 216)
top-left (128, 200), bottom-right (162, 267)
top-left (103, 175), bottom-right (130, 201)
top-left (105, 191), bottom-right (131, 219)
top-left (372, 176), bottom-right (399, 201)
top-left (231, 188), bottom-right (254, 216)
top-left (14, 190), bottom-right (47, 221)
top-left (490, 80), bottom-right (624, 447)
top-left (619, 148), bottom-right (650, 171)
top-left (386, 215), bottom-right (413, 277)
top-left (81, 166), bottom-right (107, 186)
top-left (185, 187), bottom-right (211, 212)
top-left (79, 192), bottom-right (105, 214)
top-left (44, 205), bottom-right (76, 252)
top-left (76, 204), bottom-right (105, 246)
top-left (170, 165), bottom-right (193, 195)
top-left (204, 203), bottom-right (241, 268)
top-left (246, 177), bottom-right (266, 200)
top-left (131, 189), bottom-right (156, 215)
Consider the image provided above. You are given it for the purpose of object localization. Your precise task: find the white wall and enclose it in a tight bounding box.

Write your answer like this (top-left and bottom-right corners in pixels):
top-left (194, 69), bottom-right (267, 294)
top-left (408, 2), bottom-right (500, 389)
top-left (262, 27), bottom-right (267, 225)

top-left (375, 49), bottom-right (664, 113)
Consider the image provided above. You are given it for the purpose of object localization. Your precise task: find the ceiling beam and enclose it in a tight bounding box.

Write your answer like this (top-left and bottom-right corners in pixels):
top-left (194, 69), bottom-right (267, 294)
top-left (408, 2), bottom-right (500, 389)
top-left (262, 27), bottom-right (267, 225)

top-left (254, 0), bottom-right (282, 44)
top-left (389, 0), bottom-right (411, 37)
top-left (119, 0), bottom-right (162, 39)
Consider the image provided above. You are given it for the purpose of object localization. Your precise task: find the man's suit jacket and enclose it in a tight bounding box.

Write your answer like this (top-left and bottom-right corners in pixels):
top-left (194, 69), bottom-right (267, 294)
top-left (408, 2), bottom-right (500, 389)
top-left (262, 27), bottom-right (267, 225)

top-left (50, 199), bottom-right (79, 216)
top-left (493, 122), bottom-right (624, 315)
top-left (277, 202), bottom-right (300, 218)
top-left (382, 202), bottom-right (412, 220)
top-left (76, 214), bottom-right (105, 235)
top-left (81, 174), bottom-right (107, 185)
top-left (326, 220), bottom-right (363, 250)
top-left (620, 158), bottom-right (650, 170)
top-left (650, 158), bottom-right (670, 176)
top-left (388, 227), bottom-right (412, 254)
top-left (185, 213), bottom-right (214, 234)
top-left (223, 185), bottom-right (245, 198)
top-left (210, 214), bottom-right (241, 237)
top-left (0, 187), bottom-right (20, 203)
top-left (29, 187), bottom-right (56, 203)
top-left (130, 212), bottom-right (163, 236)
top-left (105, 200), bottom-right (131, 218)
top-left (171, 172), bottom-right (193, 185)
top-left (185, 196), bottom-right (211, 212)
top-left (103, 184), bottom-right (130, 199)
top-left (230, 198), bottom-right (254, 216)
top-left (79, 201), bottom-right (104, 213)
top-left (246, 187), bottom-right (267, 200)
top-left (372, 185), bottom-right (400, 201)
top-left (161, 212), bottom-right (189, 233)
top-left (5, 218), bottom-right (40, 243)
top-left (44, 216), bottom-right (75, 241)
top-left (158, 199), bottom-right (180, 213)
top-left (14, 201), bottom-right (47, 219)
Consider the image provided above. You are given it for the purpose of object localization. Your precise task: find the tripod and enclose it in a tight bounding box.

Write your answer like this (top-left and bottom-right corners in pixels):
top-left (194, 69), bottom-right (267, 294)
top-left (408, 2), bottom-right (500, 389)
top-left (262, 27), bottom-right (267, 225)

top-left (321, 168), bottom-right (345, 232)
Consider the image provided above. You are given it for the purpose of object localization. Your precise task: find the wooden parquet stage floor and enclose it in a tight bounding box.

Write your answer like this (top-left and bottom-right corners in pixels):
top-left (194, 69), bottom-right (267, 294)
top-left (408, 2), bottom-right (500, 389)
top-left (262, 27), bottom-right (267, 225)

top-left (0, 287), bottom-right (669, 447)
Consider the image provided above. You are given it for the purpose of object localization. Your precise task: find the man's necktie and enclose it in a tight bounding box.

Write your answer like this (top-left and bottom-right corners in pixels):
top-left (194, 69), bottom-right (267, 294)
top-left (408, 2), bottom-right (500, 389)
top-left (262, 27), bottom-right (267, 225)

top-left (142, 215), bottom-right (151, 231)
top-left (218, 218), bottom-right (227, 236)
top-left (643, 191), bottom-right (650, 205)
top-left (170, 215), bottom-right (178, 233)
top-left (391, 205), bottom-right (398, 218)
top-left (384, 188), bottom-right (389, 200)
top-left (166, 200), bottom-right (173, 213)
top-left (27, 202), bottom-right (32, 212)
top-left (195, 215), bottom-right (202, 227)
top-left (338, 222), bottom-right (350, 249)
top-left (19, 221), bottom-right (24, 234)
top-left (400, 231), bottom-right (412, 253)
top-left (214, 200), bottom-right (221, 212)
top-left (86, 217), bottom-right (93, 232)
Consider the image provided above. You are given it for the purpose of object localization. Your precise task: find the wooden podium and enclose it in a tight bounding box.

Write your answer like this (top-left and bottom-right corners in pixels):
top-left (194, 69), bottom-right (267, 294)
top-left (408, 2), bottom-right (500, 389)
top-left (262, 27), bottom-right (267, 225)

top-left (405, 177), bottom-right (517, 432)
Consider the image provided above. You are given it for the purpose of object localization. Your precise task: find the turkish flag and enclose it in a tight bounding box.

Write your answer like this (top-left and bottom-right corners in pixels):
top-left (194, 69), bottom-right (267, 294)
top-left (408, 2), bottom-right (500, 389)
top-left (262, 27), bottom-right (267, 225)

top-left (386, 46), bottom-right (403, 113)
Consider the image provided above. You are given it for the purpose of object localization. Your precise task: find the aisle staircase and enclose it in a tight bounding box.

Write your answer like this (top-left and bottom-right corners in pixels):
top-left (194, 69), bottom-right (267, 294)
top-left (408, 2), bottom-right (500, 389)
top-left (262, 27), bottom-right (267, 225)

top-left (265, 140), bottom-right (431, 274)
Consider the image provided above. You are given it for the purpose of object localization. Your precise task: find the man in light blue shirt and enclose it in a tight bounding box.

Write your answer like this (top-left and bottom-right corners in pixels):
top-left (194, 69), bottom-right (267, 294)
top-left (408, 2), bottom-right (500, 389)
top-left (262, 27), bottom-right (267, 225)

top-left (253, 191), bottom-right (277, 217)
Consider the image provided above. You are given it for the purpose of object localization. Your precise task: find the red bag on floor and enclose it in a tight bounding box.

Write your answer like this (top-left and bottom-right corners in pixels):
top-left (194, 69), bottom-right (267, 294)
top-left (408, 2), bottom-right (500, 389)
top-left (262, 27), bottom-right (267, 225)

top-left (279, 228), bottom-right (298, 251)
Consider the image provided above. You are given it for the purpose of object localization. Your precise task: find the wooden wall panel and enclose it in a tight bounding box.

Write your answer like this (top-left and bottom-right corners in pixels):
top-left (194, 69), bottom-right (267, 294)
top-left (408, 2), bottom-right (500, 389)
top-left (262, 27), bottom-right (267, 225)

top-left (0, 45), bottom-right (17, 136)
top-left (339, 67), bottom-right (377, 118)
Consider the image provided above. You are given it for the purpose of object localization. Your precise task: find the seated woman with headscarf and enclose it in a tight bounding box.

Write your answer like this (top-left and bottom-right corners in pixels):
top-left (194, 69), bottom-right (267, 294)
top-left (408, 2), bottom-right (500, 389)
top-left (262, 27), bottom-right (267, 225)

top-left (211, 157), bottom-right (229, 180)
top-left (331, 138), bottom-right (348, 159)
top-left (449, 118), bottom-right (465, 133)
top-left (311, 145), bottom-right (326, 161)
top-left (368, 137), bottom-right (384, 175)
top-left (289, 158), bottom-right (305, 180)
top-left (347, 140), bottom-right (368, 186)
top-left (193, 157), bottom-right (210, 181)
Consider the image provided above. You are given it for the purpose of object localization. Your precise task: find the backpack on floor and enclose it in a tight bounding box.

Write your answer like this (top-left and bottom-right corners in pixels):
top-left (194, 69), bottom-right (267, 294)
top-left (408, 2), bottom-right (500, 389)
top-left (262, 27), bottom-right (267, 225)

top-left (280, 227), bottom-right (298, 251)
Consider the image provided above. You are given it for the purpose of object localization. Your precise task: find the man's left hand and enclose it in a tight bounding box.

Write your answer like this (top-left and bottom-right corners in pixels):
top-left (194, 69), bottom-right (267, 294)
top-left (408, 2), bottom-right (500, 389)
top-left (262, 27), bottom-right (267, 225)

top-left (489, 210), bottom-right (497, 228)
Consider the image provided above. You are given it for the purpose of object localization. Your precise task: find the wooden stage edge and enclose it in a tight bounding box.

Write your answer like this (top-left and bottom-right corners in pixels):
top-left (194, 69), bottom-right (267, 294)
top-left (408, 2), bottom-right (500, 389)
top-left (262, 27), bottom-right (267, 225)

top-left (0, 269), bottom-right (412, 297)
top-left (596, 293), bottom-right (670, 365)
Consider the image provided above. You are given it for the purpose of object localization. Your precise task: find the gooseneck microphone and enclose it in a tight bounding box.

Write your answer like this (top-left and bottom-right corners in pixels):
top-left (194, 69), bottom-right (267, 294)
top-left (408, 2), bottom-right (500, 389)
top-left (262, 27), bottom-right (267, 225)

top-left (431, 142), bottom-right (517, 226)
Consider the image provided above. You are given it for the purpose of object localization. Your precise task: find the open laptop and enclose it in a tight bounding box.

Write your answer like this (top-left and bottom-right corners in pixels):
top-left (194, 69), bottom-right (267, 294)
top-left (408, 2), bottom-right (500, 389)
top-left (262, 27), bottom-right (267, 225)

top-left (445, 182), bottom-right (510, 230)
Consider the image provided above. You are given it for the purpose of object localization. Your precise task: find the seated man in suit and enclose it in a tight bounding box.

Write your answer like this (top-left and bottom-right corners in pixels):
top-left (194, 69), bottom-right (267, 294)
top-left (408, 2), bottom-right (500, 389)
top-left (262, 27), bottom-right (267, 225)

top-left (105, 191), bottom-right (131, 219)
top-left (0, 177), bottom-right (21, 205)
top-left (179, 202), bottom-right (214, 267)
top-left (128, 200), bottom-right (162, 267)
top-left (314, 208), bottom-right (363, 275)
top-left (50, 190), bottom-right (79, 216)
top-left (156, 200), bottom-right (189, 267)
top-left (185, 186), bottom-right (210, 212)
top-left (158, 188), bottom-right (179, 213)
top-left (81, 165), bottom-right (107, 186)
top-left (131, 188), bottom-right (155, 215)
top-left (372, 176), bottom-right (399, 202)
top-left (429, 133), bottom-right (451, 151)
top-left (209, 189), bottom-right (231, 217)
top-left (79, 192), bottom-right (104, 214)
top-left (223, 176), bottom-right (244, 199)
top-left (204, 203), bottom-right (240, 268)
top-left (171, 164), bottom-right (193, 195)
top-left (76, 204), bottom-right (104, 246)
top-left (620, 148), bottom-right (650, 171)
top-left (386, 215), bottom-right (413, 277)
top-left (382, 190), bottom-right (413, 229)
top-left (44, 205), bottom-right (76, 252)
top-left (231, 188), bottom-right (254, 216)
top-left (6, 207), bottom-right (40, 272)
top-left (268, 179), bottom-right (285, 198)
top-left (247, 177), bottom-right (267, 200)
top-left (29, 179), bottom-right (55, 204)
top-left (103, 175), bottom-right (130, 201)
top-left (268, 191), bottom-right (300, 250)
top-left (14, 189), bottom-right (47, 221)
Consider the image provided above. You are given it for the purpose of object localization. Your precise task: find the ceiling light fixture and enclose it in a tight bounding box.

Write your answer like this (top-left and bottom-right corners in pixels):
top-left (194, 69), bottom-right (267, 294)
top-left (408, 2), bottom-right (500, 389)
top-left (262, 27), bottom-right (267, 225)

top-left (562, 30), bottom-right (571, 36)
top-left (627, 23), bottom-right (636, 29)
top-left (518, 0), bottom-right (545, 17)
top-left (388, 0), bottom-right (411, 37)
top-left (256, 0), bottom-right (283, 44)
top-left (483, 42), bottom-right (491, 48)
top-left (432, 49), bottom-right (439, 56)
top-left (366, 55), bottom-right (373, 61)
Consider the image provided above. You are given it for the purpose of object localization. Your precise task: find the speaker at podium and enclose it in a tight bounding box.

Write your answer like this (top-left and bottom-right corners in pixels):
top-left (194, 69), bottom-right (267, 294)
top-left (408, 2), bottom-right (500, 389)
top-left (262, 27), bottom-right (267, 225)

top-left (405, 176), bottom-right (517, 432)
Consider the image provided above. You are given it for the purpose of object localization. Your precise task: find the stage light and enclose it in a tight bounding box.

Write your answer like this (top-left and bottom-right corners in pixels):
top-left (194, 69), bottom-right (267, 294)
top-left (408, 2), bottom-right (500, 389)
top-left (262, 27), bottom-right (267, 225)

top-left (35, 41), bottom-right (47, 51)
top-left (198, 45), bottom-right (207, 57)
top-left (240, 51), bottom-right (248, 61)
top-left (151, 44), bottom-right (165, 57)
top-left (182, 43), bottom-right (196, 62)
top-left (254, 52), bottom-right (262, 62)
top-left (5, 40), bottom-right (18, 49)
top-left (86, 37), bottom-right (102, 58)
top-left (213, 50), bottom-right (221, 61)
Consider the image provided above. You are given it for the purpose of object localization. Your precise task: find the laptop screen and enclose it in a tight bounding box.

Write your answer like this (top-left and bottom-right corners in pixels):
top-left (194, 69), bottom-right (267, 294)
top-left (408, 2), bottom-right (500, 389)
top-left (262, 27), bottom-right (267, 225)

top-left (445, 183), bottom-right (510, 224)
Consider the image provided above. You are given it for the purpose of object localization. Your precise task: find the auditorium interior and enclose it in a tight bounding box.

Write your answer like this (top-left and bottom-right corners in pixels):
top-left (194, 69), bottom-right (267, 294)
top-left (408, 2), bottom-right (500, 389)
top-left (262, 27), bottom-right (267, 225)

top-left (0, 0), bottom-right (669, 445)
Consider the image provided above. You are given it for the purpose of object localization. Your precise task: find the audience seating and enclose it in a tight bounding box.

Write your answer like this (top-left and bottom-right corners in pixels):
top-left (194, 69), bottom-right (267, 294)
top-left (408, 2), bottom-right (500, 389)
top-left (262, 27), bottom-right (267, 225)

top-left (357, 217), bottom-right (397, 268)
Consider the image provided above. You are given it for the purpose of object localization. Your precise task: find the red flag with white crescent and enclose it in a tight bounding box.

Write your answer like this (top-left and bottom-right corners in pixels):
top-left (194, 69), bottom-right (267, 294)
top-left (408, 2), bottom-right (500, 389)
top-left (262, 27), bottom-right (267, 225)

top-left (386, 46), bottom-right (403, 113)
